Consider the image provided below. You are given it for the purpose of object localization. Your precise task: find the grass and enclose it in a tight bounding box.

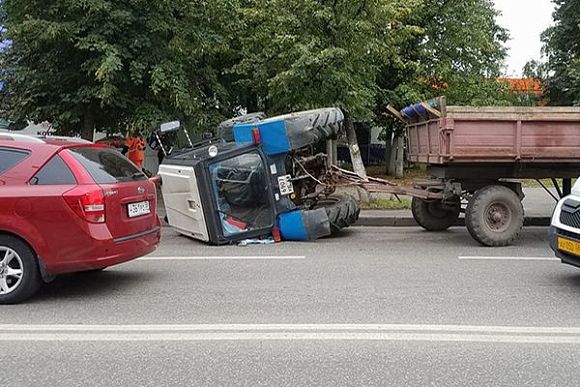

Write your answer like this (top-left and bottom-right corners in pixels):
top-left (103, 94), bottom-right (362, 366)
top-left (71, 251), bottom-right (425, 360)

top-left (361, 198), bottom-right (412, 210)
top-left (365, 165), bottom-right (429, 185)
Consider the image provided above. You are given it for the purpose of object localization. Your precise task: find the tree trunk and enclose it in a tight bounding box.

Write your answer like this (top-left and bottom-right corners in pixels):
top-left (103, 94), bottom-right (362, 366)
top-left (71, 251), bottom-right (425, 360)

top-left (384, 131), bottom-right (393, 175)
top-left (395, 135), bottom-right (404, 178)
top-left (81, 108), bottom-right (95, 141)
top-left (388, 134), bottom-right (397, 176)
top-left (344, 111), bottom-right (367, 179)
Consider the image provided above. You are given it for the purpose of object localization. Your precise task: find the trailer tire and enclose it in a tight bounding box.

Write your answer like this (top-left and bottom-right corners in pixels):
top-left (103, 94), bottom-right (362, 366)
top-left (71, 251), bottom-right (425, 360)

top-left (412, 197), bottom-right (460, 231)
top-left (315, 194), bottom-right (360, 234)
top-left (465, 185), bottom-right (523, 247)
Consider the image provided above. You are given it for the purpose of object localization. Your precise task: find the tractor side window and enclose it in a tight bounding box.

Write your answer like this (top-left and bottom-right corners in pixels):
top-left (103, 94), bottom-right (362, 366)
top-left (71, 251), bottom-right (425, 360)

top-left (210, 152), bottom-right (273, 237)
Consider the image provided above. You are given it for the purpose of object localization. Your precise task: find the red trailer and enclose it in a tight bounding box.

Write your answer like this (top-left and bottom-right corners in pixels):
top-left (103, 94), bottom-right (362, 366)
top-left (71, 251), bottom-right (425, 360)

top-left (376, 97), bottom-right (580, 246)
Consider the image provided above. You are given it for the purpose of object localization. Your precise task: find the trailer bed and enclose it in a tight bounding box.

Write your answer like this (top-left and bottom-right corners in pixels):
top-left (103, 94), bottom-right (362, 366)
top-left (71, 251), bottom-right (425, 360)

top-left (407, 105), bottom-right (580, 164)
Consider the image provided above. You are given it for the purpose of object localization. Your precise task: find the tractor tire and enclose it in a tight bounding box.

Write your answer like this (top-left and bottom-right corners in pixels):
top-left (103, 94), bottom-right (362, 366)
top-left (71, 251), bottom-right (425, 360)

top-left (315, 194), bottom-right (360, 234)
top-left (465, 185), bottom-right (524, 247)
top-left (217, 113), bottom-right (266, 141)
top-left (266, 108), bottom-right (344, 149)
top-left (412, 196), bottom-right (461, 231)
top-left (220, 108), bottom-right (345, 149)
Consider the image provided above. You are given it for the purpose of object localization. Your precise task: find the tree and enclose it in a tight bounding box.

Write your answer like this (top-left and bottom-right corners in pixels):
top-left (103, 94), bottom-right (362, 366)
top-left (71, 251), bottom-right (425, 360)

top-left (233, 0), bottom-right (420, 176)
top-left (375, 0), bottom-right (510, 175)
top-left (406, 0), bottom-right (509, 105)
top-left (542, 0), bottom-right (580, 106)
top-left (0, 0), bottom-right (239, 139)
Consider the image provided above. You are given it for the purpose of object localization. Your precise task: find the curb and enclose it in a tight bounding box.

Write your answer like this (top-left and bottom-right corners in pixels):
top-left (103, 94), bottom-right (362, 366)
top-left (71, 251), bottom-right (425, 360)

top-left (354, 216), bottom-right (552, 227)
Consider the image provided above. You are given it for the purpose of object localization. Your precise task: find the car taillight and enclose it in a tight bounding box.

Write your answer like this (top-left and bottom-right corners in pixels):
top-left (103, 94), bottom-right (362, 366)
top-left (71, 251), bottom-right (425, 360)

top-left (63, 186), bottom-right (106, 223)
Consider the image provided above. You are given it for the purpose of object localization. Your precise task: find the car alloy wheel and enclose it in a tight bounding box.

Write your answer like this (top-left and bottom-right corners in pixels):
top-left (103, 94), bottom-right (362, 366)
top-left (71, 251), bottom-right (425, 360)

top-left (0, 246), bottom-right (24, 295)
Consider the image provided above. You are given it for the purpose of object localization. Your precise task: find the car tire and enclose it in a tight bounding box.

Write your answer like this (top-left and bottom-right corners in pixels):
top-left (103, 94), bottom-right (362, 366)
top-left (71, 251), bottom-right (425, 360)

top-left (412, 196), bottom-right (461, 231)
top-left (0, 235), bottom-right (42, 305)
top-left (465, 185), bottom-right (524, 247)
top-left (315, 194), bottom-right (360, 234)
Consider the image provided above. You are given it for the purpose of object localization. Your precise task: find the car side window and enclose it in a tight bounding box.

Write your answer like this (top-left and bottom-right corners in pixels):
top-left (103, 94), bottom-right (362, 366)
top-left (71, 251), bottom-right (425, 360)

top-left (0, 148), bottom-right (30, 175)
top-left (30, 154), bottom-right (77, 185)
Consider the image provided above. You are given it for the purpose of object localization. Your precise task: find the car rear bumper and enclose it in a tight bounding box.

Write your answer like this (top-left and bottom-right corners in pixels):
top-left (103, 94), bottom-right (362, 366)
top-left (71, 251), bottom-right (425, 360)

top-left (549, 226), bottom-right (580, 268)
top-left (47, 226), bottom-right (161, 274)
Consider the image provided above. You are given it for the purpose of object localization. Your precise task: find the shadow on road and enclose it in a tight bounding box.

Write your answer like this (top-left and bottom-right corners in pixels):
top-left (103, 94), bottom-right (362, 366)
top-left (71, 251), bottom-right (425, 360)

top-left (552, 271), bottom-right (580, 289)
top-left (31, 270), bottom-right (155, 303)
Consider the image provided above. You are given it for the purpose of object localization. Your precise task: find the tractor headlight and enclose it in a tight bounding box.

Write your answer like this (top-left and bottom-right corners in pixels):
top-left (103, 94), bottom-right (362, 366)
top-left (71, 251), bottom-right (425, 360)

top-left (208, 145), bottom-right (219, 158)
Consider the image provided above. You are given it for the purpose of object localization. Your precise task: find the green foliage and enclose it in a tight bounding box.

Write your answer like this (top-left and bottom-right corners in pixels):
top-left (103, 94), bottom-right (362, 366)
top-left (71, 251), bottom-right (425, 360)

top-left (0, 0), bottom-right (239, 138)
top-left (375, 0), bottom-right (510, 139)
top-left (234, 0), bottom-right (420, 120)
top-left (542, 0), bottom-right (580, 106)
top-left (0, 0), bottom-right (512, 139)
top-left (408, 0), bottom-right (510, 106)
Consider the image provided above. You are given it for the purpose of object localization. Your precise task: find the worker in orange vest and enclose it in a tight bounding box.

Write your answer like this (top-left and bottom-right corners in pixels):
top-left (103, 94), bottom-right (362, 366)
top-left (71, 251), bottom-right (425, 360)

top-left (126, 128), bottom-right (146, 170)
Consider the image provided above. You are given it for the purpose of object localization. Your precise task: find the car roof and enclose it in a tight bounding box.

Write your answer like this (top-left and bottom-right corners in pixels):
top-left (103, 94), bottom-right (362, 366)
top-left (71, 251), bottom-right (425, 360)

top-left (0, 132), bottom-right (92, 150)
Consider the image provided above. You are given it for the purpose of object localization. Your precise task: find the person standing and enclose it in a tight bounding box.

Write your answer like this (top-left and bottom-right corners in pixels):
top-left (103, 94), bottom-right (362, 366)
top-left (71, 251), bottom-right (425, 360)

top-left (126, 129), bottom-right (146, 169)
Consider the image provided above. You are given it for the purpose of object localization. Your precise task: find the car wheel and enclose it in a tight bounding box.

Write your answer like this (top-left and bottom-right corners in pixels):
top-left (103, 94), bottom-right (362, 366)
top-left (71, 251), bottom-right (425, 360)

top-left (0, 235), bottom-right (42, 305)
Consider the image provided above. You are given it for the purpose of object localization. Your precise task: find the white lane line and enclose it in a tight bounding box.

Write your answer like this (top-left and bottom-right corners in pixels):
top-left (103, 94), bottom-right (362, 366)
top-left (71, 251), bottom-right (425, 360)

top-left (138, 256), bottom-right (306, 261)
top-left (459, 256), bottom-right (558, 261)
top-left (3, 324), bottom-right (580, 343)
top-left (3, 324), bottom-right (580, 334)
top-left (2, 333), bottom-right (580, 344)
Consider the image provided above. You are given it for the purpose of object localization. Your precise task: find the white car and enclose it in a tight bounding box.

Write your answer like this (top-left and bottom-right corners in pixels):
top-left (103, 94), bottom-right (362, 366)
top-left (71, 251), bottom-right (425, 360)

top-left (550, 180), bottom-right (580, 267)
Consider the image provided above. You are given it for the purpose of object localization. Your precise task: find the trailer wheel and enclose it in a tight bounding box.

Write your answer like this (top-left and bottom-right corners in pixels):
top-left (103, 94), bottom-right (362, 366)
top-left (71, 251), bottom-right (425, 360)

top-left (412, 197), bottom-right (460, 231)
top-left (465, 185), bottom-right (523, 247)
top-left (315, 194), bottom-right (360, 234)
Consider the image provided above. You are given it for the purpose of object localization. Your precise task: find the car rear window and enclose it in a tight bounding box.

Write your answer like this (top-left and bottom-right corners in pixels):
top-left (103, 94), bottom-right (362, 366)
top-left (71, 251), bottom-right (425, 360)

top-left (0, 148), bottom-right (30, 175)
top-left (69, 147), bottom-right (146, 184)
top-left (30, 155), bottom-right (77, 185)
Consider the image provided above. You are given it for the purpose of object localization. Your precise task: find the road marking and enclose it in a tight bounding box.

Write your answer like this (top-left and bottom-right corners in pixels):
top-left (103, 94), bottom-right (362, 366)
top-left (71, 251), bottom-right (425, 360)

top-left (138, 256), bottom-right (306, 261)
top-left (459, 256), bottom-right (558, 262)
top-left (2, 324), bottom-right (580, 343)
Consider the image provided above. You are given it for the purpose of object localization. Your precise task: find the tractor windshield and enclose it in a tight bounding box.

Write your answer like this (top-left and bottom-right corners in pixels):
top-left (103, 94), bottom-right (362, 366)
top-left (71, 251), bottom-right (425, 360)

top-left (210, 152), bottom-right (274, 237)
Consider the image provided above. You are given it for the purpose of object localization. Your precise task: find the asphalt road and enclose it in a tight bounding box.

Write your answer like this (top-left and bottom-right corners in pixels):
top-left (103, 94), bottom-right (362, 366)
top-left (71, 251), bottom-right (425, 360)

top-left (3, 226), bottom-right (580, 386)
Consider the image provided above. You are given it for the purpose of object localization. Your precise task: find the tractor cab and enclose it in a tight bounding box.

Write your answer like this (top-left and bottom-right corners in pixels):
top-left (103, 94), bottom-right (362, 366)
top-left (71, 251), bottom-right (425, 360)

top-left (158, 108), bottom-right (360, 245)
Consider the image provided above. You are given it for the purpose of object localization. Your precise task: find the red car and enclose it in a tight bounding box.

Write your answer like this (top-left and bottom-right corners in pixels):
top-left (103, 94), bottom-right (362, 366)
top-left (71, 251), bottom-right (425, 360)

top-left (0, 133), bottom-right (161, 304)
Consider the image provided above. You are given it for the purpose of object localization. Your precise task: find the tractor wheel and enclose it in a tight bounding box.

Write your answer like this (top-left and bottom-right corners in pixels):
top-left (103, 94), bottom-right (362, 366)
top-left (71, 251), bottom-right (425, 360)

top-left (315, 194), bottom-right (360, 234)
top-left (267, 108), bottom-right (344, 149)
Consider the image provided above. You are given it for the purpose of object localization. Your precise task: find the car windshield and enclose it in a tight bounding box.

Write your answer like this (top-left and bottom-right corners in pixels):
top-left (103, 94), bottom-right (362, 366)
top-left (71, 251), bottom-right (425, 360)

top-left (209, 152), bottom-right (274, 237)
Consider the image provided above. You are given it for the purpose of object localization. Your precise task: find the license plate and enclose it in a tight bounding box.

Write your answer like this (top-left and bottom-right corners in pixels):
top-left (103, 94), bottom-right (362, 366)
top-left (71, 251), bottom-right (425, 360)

top-left (278, 175), bottom-right (294, 195)
top-left (128, 201), bottom-right (150, 218)
top-left (558, 237), bottom-right (580, 256)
